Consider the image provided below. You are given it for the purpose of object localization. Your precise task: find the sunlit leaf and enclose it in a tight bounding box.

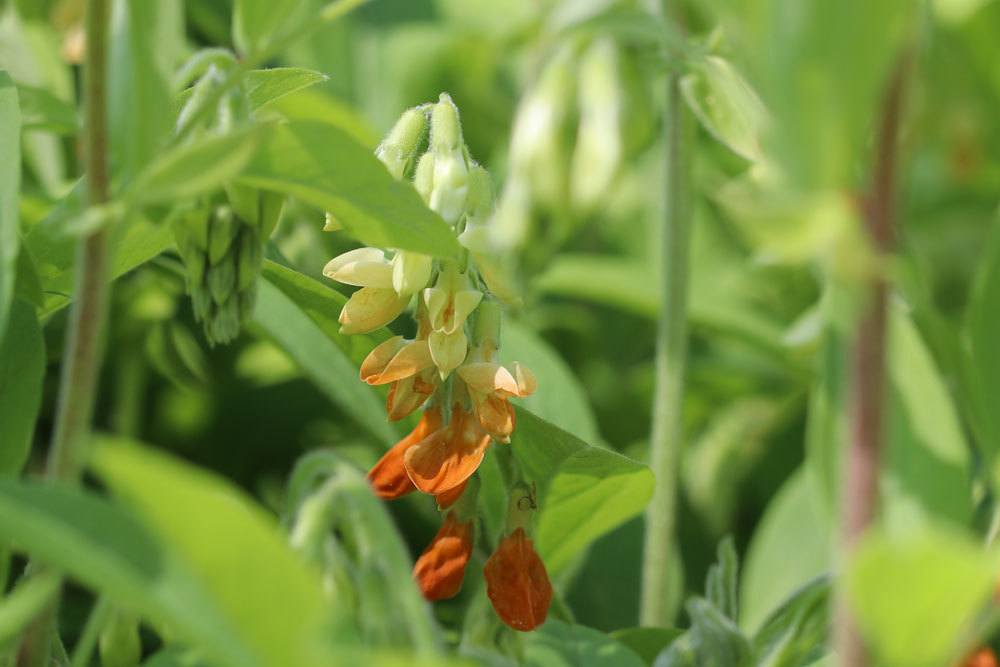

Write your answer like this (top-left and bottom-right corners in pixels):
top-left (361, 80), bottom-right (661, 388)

top-left (244, 67), bottom-right (328, 110)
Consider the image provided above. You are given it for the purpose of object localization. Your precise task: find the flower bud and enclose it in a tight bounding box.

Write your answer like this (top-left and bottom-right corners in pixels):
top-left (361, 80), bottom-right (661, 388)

top-left (376, 107), bottom-right (428, 180)
top-left (413, 511), bottom-right (474, 601)
top-left (429, 94), bottom-right (469, 224)
top-left (413, 153), bottom-right (436, 204)
top-left (392, 251), bottom-right (433, 297)
top-left (458, 164), bottom-right (495, 253)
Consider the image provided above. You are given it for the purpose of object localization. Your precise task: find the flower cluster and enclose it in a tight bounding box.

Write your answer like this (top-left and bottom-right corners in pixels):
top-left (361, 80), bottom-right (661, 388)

top-left (492, 26), bottom-right (654, 251)
top-left (323, 94), bottom-right (552, 631)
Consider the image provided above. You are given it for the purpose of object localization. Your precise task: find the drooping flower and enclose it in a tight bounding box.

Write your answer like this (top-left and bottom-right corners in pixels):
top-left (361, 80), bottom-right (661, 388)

top-left (360, 336), bottom-right (438, 421)
top-left (483, 527), bottom-right (553, 632)
top-left (457, 361), bottom-right (536, 442)
top-left (367, 407), bottom-right (443, 500)
top-left (404, 406), bottom-right (491, 495)
top-left (963, 648), bottom-right (1000, 667)
top-left (413, 510), bottom-right (474, 601)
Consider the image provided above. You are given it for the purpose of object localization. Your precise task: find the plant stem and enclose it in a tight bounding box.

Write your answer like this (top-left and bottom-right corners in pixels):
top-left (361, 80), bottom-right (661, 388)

top-left (16, 1), bottom-right (111, 665)
top-left (834, 50), bottom-right (913, 667)
top-left (640, 2), bottom-right (693, 627)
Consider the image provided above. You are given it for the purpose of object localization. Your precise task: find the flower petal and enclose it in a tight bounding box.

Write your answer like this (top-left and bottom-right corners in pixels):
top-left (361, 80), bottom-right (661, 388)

top-left (476, 395), bottom-right (515, 442)
top-left (512, 362), bottom-right (537, 397)
top-left (378, 340), bottom-right (434, 384)
top-left (359, 336), bottom-right (406, 383)
top-left (392, 251), bottom-right (433, 297)
top-left (429, 329), bottom-right (468, 378)
top-left (339, 287), bottom-right (409, 334)
top-left (413, 512), bottom-right (474, 601)
top-left (458, 362), bottom-right (518, 396)
top-left (367, 408), bottom-right (442, 499)
top-left (483, 527), bottom-right (552, 632)
top-left (323, 247), bottom-right (393, 288)
top-left (435, 479), bottom-right (468, 510)
top-left (386, 375), bottom-right (434, 422)
top-left (404, 411), bottom-right (490, 495)
top-left (447, 290), bottom-right (483, 334)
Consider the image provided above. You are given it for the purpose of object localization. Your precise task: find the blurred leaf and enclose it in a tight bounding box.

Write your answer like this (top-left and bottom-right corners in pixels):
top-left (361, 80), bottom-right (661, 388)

top-left (92, 437), bottom-right (348, 667)
top-left (238, 121), bottom-right (460, 258)
top-left (233, 0), bottom-right (312, 59)
top-left (751, 578), bottom-right (829, 667)
top-left (705, 537), bottom-right (739, 622)
top-left (244, 67), bottom-right (328, 111)
top-left (255, 261), bottom-right (396, 445)
top-left (524, 620), bottom-right (645, 667)
top-left (265, 88), bottom-right (377, 147)
top-left (108, 0), bottom-right (180, 181)
top-left (129, 127), bottom-right (262, 205)
top-left (0, 300), bottom-right (45, 475)
top-left (15, 82), bottom-right (77, 134)
top-left (681, 55), bottom-right (765, 162)
top-left (654, 599), bottom-right (752, 667)
top-left (847, 525), bottom-right (999, 667)
top-left (0, 71), bottom-right (20, 342)
top-left (511, 408), bottom-right (654, 573)
top-left (0, 570), bottom-right (60, 646)
top-left (609, 628), bottom-right (684, 666)
top-left (740, 470), bottom-right (831, 633)
top-left (501, 320), bottom-right (600, 443)
top-left (964, 220), bottom-right (1000, 461)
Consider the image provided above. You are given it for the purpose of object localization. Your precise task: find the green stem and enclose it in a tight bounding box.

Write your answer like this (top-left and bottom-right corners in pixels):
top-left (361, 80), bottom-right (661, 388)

top-left (68, 597), bottom-right (111, 667)
top-left (16, 0), bottom-right (111, 664)
top-left (639, 3), bottom-right (693, 628)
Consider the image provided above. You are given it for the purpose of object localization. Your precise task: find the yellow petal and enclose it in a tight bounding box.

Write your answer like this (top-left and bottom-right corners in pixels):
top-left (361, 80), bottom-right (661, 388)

top-left (339, 287), bottom-right (409, 334)
top-left (360, 336), bottom-right (406, 383)
top-left (444, 290), bottom-right (483, 334)
top-left (512, 362), bottom-right (537, 397)
top-left (392, 251), bottom-right (433, 297)
top-left (323, 247), bottom-right (393, 288)
top-left (429, 329), bottom-right (468, 378)
top-left (423, 287), bottom-right (449, 331)
top-left (458, 362), bottom-right (518, 396)
top-left (378, 340), bottom-right (434, 384)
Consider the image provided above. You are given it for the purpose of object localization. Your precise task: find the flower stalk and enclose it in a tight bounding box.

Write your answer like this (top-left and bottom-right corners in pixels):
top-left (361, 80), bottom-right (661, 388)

top-left (639, 0), bottom-right (693, 627)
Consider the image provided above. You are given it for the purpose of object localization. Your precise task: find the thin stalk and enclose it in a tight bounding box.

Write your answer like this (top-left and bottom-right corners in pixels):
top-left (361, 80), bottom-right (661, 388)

top-left (834, 50), bottom-right (913, 667)
top-left (16, 0), bottom-right (112, 664)
top-left (639, 3), bottom-right (693, 627)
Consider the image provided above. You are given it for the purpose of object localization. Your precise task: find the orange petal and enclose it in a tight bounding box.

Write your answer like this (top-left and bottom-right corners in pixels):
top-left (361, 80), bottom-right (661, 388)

top-left (360, 336), bottom-right (406, 383)
top-left (413, 512), bottom-right (474, 601)
top-left (435, 480), bottom-right (469, 510)
top-left (363, 339), bottom-right (433, 385)
top-left (964, 649), bottom-right (1000, 667)
top-left (387, 374), bottom-right (436, 422)
top-left (483, 527), bottom-right (552, 631)
top-left (404, 410), bottom-right (490, 495)
top-left (476, 395), bottom-right (515, 442)
top-left (367, 408), bottom-right (442, 499)
top-left (458, 362), bottom-right (518, 396)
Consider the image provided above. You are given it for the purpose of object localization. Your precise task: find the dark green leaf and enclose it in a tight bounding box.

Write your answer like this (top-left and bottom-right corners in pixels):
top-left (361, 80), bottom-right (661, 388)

top-left (965, 219), bottom-right (1000, 461)
top-left (525, 620), bottom-right (645, 667)
top-left (752, 577), bottom-right (830, 667)
top-left (0, 300), bottom-right (45, 475)
top-left (0, 71), bottom-right (20, 341)
top-left (238, 120), bottom-right (460, 258)
top-left (610, 628), bottom-right (684, 666)
top-left (705, 537), bottom-right (739, 622)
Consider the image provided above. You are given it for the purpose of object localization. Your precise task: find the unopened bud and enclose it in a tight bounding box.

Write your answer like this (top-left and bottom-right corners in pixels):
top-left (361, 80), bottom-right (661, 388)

top-left (376, 107), bottom-right (428, 180)
top-left (413, 153), bottom-right (435, 204)
top-left (430, 93), bottom-right (463, 153)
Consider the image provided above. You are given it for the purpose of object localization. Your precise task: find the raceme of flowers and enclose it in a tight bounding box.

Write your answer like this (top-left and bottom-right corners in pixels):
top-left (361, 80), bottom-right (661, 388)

top-left (323, 94), bottom-right (552, 632)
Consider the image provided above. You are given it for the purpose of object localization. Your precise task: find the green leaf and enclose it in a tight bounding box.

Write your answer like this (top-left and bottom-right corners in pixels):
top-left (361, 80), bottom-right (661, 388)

top-left (680, 55), bottom-right (765, 161)
top-left (254, 261), bottom-right (396, 444)
top-left (654, 599), bottom-right (752, 667)
top-left (232, 0), bottom-right (312, 58)
top-left (511, 408), bottom-right (654, 573)
top-left (129, 127), bottom-right (262, 205)
top-left (501, 319), bottom-right (600, 443)
top-left (610, 628), bottom-right (684, 666)
top-left (525, 620), bottom-right (645, 667)
top-left (0, 571), bottom-right (60, 647)
top-left (238, 120), bottom-right (460, 258)
top-left (15, 82), bottom-right (77, 134)
top-left (0, 300), bottom-right (45, 475)
top-left (740, 469), bottom-right (831, 633)
top-left (965, 219), bottom-right (1000, 461)
top-left (705, 537), bottom-right (739, 622)
top-left (751, 578), bottom-right (830, 667)
top-left (108, 0), bottom-right (179, 181)
top-left (244, 67), bottom-right (328, 111)
top-left (0, 71), bottom-right (20, 342)
top-left (847, 526), bottom-right (999, 667)
top-left (92, 437), bottom-right (347, 667)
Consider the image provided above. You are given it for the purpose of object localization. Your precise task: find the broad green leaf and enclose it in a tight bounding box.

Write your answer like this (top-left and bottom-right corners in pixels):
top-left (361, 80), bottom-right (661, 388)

top-left (0, 71), bottom-right (20, 341)
top-left (965, 220), bottom-right (1000, 461)
top-left (238, 120), bottom-right (460, 258)
top-left (129, 127), bottom-right (262, 205)
top-left (654, 599), bottom-right (752, 667)
top-left (847, 526), bottom-right (999, 667)
top-left (610, 628), bottom-right (684, 666)
top-left (92, 437), bottom-right (349, 667)
top-left (266, 87), bottom-right (377, 147)
top-left (680, 55), bottom-right (765, 162)
top-left (15, 82), bottom-right (77, 134)
top-left (0, 300), bottom-right (44, 475)
top-left (751, 578), bottom-right (830, 667)
top-left (740, 470), bottom-right (831, 633)
top-left (511, 408), bottom-right (654, 573)
top-left (244, 67), bottom-right (328, 110)
top-left (501, 319), bottom-right (599, 443)
top-left (254, 261), bottom-right (396, 444)
top-left (525, 620), bottom-right (645, 667)
top-left (233, 0), bottom-right (312, 58)
top-left (108, 0), bottom-right (180, 181)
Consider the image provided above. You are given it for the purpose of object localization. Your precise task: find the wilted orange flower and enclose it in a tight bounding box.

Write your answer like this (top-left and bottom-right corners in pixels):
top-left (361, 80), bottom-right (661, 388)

top-left (360, 335), bottom-right (438, 421)
top-left (404, 406), bottom-right (491, 495)
top-left (483, 527), bottom-right (553, 631)
top-left (963, 648), bottom-right (999, 667)
top-left (367, 407), bottom-right (443, 499)
top-left (413, 511), bottom-right (474, 601)
top-left (457, 361), bottom-right (536, 442)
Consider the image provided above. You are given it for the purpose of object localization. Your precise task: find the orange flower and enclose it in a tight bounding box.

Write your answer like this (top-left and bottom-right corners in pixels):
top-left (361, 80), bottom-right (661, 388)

top-left (434, 479), bottom-right (468, 510)
top-left (413, 511), bottom-right (474, 601)
top-left (457, 361), bottom-right (536, 442)
top-left (360, 336), bottom-right (438, 421)
top-left (964, 648), bottom-right (999, 667)
top-left (404, 406), bottom-right (491, 495)
top-left (483, 527), bottom-right (552, 631)
top-left (367, 408), bottom-right (443, 499)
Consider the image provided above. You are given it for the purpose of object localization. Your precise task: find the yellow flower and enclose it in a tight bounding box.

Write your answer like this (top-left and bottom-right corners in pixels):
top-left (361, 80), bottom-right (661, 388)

top-left (457, 361), bottom-right (536, 442)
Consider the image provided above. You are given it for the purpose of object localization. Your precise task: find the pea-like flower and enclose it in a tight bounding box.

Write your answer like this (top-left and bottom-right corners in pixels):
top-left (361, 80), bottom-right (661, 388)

top-left (413, 511), bottom-right (474, 601)
top-left (423, 267), bottom-right (482, 377)
top-left (403, 405), bottom-right (491, 496)
top-left (360, 335), bottom-right (438, 421)
top-left (457, 361), bottom-right (536, 442)
top-left (367, 407), bottom-right (443, 500)
top-left (483, 527), bottom-right (553, 632)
